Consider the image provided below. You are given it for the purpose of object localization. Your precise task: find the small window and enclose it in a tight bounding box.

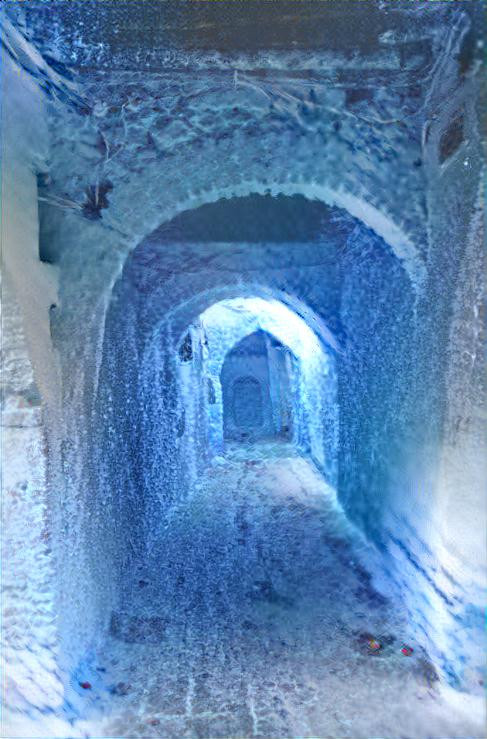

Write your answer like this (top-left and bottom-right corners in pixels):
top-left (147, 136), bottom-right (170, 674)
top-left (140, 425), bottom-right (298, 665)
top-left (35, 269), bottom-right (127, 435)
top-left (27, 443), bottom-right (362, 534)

top-left (179, 333), bottom-right (193, 362)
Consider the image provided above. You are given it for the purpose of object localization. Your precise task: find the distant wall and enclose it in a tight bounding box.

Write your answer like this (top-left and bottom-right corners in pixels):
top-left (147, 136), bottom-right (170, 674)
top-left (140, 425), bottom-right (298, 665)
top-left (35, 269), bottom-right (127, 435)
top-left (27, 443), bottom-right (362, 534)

top-left (222, 357), bottom-right (273, 441)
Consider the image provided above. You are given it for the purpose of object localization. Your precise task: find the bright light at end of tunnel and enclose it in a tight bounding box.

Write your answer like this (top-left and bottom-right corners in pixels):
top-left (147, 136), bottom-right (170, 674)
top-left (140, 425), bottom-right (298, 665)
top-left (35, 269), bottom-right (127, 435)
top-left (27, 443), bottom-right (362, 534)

top-left (200, 297), bottom-right (325, 364)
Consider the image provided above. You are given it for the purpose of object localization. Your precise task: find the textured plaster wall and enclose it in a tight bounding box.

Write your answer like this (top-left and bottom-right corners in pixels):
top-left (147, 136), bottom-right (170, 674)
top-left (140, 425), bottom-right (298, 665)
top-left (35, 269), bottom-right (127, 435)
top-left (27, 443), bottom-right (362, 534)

top-left (360, 20), bottom-right (486, 691)
top-left (0, 279), bottom-right (68, 737)
top-left (0, 46), bottom-right (69, 731)
top-left (10, 4), bottom-right (439, 393)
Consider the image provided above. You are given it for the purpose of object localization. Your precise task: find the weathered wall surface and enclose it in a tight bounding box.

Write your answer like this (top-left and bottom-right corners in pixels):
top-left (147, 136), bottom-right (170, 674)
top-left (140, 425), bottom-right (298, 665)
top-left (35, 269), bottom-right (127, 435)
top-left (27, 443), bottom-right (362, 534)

top-left (365, 17), bottom-right (486, 691)
top-left (0, 41), bottom-right (70, 734)
top-left (0, 279), bottom-right (71, 738)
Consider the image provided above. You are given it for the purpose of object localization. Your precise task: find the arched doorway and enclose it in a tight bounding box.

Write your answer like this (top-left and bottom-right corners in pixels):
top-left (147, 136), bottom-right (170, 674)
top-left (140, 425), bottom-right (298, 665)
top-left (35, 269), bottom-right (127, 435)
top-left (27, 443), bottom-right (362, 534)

top-left (221, 330), bottom-right (294, 443)
top-left (173, 294), bottom-right (337, 485)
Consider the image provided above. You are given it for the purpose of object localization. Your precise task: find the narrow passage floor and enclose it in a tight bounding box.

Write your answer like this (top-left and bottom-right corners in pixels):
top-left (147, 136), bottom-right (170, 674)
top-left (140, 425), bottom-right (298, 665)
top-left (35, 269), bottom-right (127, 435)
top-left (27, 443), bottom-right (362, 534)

top-left (73, 442), bottom-right (481, 739)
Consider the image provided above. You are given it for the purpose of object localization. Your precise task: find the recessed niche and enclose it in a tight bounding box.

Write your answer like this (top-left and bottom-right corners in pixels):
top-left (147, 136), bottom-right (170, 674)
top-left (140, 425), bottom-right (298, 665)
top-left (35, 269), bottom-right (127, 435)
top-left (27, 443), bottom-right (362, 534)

top-left (439, 112), bottom-right (464, 164)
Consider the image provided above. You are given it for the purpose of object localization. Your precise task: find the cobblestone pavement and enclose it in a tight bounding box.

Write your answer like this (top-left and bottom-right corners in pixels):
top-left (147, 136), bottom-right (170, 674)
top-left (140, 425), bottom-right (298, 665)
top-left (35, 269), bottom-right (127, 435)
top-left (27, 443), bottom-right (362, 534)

top-left (71, 443), bottom-right (481, 738)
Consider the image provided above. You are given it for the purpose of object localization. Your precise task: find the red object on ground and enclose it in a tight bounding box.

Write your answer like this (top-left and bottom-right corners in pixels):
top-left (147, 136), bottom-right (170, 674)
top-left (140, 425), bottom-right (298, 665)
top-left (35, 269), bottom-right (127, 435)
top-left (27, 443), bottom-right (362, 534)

top-left (368, 638), bottom-right (381, 651)
top-left (401, 646), bottom-right (414, 656)
top-left (80, 681), bottom-right (92, 690)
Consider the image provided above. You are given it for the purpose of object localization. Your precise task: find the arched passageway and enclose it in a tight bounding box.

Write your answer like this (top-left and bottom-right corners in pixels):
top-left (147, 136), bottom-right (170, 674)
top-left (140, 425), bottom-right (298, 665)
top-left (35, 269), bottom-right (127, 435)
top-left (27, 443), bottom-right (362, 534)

top-left (174, 295), bottom-right (337, 485)
top-left (101, 277), bottom-right (416, 739)
top-left (45, 190), bottom-right (482, 738)
top-left (55, 190), bottom-right (460, 738)
top-left (3, 5), bottom-right (485, 737)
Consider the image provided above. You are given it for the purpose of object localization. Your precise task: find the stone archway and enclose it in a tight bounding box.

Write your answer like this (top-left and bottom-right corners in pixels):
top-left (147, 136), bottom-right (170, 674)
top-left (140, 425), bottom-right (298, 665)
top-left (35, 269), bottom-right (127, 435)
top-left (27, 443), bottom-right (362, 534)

top-left (172, 294), bottom-right (337, 477)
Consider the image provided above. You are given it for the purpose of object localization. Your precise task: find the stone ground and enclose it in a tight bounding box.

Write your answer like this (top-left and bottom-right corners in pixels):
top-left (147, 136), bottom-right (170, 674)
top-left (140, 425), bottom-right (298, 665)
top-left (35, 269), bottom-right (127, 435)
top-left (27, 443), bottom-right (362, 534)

top-left (65, 442), bottom-right (482, 739)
